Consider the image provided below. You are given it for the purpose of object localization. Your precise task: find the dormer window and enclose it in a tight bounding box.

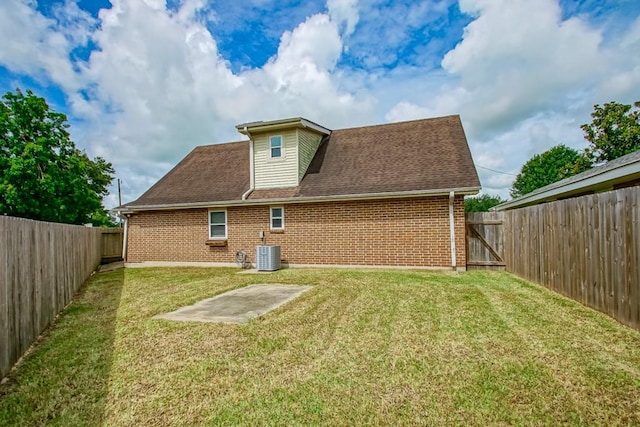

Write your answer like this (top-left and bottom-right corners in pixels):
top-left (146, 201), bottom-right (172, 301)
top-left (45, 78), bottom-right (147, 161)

top-left (270, 135), bottom-right (283, 158)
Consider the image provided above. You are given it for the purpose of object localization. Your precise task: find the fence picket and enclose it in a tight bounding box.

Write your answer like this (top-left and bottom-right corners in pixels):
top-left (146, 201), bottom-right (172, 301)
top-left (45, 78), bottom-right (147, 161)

top-left (499, 187), bottom-right (640, 331)
top-left (0, 216), bottom-right (107, 379)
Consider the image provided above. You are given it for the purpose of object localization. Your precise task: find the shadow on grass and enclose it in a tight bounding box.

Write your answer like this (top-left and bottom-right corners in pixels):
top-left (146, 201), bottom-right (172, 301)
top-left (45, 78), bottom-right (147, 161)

top-left (0, 268), bottom-right (125, 426)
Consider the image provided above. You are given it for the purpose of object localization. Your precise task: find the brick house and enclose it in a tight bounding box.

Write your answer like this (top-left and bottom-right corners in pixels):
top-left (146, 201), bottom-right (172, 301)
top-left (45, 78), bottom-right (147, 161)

top-left (118, 115), bottom-right (481, 269)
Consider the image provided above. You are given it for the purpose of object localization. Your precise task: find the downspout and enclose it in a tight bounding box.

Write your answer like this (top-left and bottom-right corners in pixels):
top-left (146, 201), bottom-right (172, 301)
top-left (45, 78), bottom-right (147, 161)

top-left (122, 215), bottom-right (129, 262)
top-left (242, 128), bottom-right (254, 200)
top-left (449, 191), bottom-right (457, 271)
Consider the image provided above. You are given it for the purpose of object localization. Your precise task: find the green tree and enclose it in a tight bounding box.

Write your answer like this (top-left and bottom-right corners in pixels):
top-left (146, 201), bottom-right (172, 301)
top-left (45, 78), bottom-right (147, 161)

top-left (0, 88), bottom-right (114, 226)
top-left (510, 144), bottom-right (589, 198)
top-left (465, 194), bottom-right (505, 212)
top-left (581, 101), bottom-right (640, 163)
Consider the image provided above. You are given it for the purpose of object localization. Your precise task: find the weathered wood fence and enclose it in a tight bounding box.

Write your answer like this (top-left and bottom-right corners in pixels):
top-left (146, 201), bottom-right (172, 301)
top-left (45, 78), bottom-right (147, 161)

top-left (466, 187), bottom-right (639, 329)
top-left (101, 228), bottom-right (123, 263)
top-left (466, 211), bottom-right (505, 270)
top-left (501, 187), bottom-right (639, 330)
top-left (0, 216), bottom-right (103, 379)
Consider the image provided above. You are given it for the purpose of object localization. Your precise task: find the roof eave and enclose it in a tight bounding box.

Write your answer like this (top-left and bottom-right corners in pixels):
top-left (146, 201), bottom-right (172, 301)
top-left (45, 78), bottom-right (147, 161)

top-left (494, 161), bottom-right (640, 211)
top-left (236, 117), bottom-right (331, 136)
top-left (115, 186), bottom-right (481, 214)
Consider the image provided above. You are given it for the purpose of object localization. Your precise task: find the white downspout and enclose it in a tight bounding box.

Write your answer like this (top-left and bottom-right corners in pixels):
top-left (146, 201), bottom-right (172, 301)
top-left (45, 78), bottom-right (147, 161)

top-left (242, 129), bottom-right (254, 200)
top-left (449, 191), bottom-right (457, 271)
top-left (122, 215), bottom-right (129, 262)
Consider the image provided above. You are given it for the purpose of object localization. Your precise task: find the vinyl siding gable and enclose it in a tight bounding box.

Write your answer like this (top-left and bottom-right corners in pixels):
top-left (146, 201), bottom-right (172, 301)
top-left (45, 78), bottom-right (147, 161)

top-left (298, 129), bottom-right (323, 181)
top-left (254, 130), bottom-right (299, 189)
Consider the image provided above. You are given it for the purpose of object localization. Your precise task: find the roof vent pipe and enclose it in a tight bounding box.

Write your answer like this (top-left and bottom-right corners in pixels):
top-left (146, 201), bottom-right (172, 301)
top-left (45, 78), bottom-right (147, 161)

top-left (449, 191), bottom-right (457, 271)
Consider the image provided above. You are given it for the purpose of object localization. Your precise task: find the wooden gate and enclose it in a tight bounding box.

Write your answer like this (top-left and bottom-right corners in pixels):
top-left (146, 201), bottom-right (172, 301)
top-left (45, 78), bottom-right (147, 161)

top-left (101, 228), bottom-right (124, 263)
top-left (466, 212), bottom-right (505, 270)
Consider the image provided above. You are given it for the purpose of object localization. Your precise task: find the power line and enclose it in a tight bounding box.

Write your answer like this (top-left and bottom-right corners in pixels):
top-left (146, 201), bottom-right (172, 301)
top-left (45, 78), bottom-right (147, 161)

top-left (476, 165), bottom-right (517, 176)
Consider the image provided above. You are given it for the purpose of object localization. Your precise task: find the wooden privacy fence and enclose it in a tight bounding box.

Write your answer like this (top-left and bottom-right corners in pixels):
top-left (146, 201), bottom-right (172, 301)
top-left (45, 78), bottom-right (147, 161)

top-left (466, 212), bottom-right (505, 270)
top-left (0, 216), bottom-right (103, 379)
top-left (101, 228), bottom-right (123, 263)
top-left (503, 187), bottom-right (640, 330)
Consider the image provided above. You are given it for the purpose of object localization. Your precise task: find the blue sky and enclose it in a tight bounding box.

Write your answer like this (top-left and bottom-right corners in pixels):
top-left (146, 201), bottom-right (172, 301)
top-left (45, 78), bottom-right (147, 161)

top-left (1, 0), bottom-right (640, 207)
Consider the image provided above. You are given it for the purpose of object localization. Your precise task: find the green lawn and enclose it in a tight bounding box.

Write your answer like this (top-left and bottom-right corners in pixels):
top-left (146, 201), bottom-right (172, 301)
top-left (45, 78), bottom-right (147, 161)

top-left (1, 267), bottom-right (639, 426)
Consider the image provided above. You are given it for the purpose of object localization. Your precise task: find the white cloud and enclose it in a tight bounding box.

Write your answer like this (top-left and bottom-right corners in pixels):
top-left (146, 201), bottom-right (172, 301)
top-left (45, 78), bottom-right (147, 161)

top-left (1, 0), bottom-right (639, 206)
top-left (382, 0), bottom-right (640, 196)
top-left (0, 0), bottom-right (95, 91)
top-left (440, 0), bottom-right (604, 138)
top-left (65, 0), bottom-right (374, 203)
top-left (327, 0), bottom-right (359, 36)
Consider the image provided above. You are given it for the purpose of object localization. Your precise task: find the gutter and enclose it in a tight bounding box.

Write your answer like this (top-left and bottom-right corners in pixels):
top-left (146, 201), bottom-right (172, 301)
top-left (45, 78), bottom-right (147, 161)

top-left (117, 186), bottom-right (481, 214)
top-left (449, 191), bottom-right (457, 271)
top-left (241, 127), bottom-right (254, 200)
top-left (122, 215), bottom-right (129, 261)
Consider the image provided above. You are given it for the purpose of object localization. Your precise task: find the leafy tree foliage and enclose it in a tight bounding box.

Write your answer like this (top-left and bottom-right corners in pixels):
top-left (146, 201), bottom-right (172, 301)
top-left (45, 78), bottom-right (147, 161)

top-left (510, 144), bottom-right (589, 198)
top-left (581, 101), bottom-right (640, 164)
top-left (0, 89), bottom-right (114, 225)
top-left (465, 194), bottom-right (505, 212)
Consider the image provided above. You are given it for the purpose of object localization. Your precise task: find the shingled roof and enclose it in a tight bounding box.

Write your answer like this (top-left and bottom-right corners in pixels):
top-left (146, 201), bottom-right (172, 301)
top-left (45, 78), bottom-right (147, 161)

top-left (122, 115), bottom-right (480, 210)
top-left (125, 141), bottom-right (249, 207)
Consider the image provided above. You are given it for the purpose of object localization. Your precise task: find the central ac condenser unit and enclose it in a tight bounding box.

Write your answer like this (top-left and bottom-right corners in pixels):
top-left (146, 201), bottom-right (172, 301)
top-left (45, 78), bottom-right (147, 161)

top-left (256, 245), bottom-right (281, 271)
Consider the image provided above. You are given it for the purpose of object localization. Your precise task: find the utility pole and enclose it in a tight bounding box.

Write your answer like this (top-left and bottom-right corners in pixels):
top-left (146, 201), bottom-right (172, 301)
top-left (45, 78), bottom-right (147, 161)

top-left (118, 178), bottom-right (123, 228)
top-left (118, 178), bottom-right (122, 207)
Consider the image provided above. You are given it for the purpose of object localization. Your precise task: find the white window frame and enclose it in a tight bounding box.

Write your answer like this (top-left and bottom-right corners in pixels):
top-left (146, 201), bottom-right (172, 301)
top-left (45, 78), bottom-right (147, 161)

top-left (270, 206), bottom-right (285, 231)
top-left (269, 135), bottom-right (284, 159)
top-left (208, 209), bottom-right (227, 239)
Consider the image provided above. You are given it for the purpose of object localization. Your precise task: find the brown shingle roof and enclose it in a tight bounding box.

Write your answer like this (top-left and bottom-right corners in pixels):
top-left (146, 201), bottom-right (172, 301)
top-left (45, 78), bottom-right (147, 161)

top-left (123, 115), bottom-right (479, 208)
top-left (250, 115), bottom-right (479, 199)
top-left (124, 141), bottom-right (249, 207)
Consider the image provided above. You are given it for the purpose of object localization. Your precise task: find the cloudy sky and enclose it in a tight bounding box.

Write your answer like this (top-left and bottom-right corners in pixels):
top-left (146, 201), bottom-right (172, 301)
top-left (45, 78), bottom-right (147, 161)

top-left (1, 0), bottom-right (640, 207)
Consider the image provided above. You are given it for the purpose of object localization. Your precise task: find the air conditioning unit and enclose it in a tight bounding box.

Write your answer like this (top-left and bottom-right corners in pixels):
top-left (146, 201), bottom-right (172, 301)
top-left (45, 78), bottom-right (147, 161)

top-left (256, 245), bottom-right (281, 271)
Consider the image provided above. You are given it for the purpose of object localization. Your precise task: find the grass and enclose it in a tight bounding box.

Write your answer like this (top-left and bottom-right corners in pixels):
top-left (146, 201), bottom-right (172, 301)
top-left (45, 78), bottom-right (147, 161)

top-left (1, 267), bottom-right (639, 426)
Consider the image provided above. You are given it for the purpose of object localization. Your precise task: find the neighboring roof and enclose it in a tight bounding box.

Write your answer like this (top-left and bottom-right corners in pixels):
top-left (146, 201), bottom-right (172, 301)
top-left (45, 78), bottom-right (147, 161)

top-left (121, 115), bottom-right (480, 211)
top-left (495, 149), bottom-right (640, 211)
top-left (236, 117), bottom-right (331, 136)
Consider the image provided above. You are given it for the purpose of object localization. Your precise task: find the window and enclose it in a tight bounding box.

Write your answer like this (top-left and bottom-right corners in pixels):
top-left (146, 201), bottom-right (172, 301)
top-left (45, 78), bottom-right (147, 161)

top-left (269, 135), bottom-right (283, 158)
top-left (270, 207), bottom-right (284, 230)
top-left (209, 210), bottom-right (227, 239)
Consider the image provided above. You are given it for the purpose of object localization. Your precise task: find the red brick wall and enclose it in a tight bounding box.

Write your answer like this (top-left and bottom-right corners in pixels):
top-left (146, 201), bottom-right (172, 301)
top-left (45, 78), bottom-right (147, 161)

top-left (126, 196), bottom-right (466, 268)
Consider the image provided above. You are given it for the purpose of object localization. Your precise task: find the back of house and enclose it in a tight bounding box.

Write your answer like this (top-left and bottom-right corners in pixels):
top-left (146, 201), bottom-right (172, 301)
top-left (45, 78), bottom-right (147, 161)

top-left (118, 115), bottom-right (480, 269)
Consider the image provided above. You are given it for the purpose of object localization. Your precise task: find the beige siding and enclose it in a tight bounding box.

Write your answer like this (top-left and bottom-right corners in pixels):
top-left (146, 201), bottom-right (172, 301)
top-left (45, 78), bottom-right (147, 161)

top-left (298, 129), bottom-right (323, 181)
top-left (254, 130), bottom-right (299, 189)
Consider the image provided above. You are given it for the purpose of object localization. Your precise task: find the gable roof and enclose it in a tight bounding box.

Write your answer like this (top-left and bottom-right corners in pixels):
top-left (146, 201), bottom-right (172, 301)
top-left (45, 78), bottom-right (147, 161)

top-left (126, 141), bottom-right (249, 206)
top-left (495, 149), bottom-right (640, 211)
top-left (121, 115), bottom-right (480, 211)
top-left (249, 115), bottom-right (480, 200)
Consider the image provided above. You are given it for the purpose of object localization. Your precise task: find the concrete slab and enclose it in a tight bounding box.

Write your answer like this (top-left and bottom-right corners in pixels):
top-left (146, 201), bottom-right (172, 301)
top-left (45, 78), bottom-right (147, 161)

top-left (154, 284), bottom-right (313, 324)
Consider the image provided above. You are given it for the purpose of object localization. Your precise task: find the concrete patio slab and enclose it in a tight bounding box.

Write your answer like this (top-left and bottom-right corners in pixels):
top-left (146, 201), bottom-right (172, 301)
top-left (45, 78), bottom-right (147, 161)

top-left (154, 284), bottom-right (313, 324)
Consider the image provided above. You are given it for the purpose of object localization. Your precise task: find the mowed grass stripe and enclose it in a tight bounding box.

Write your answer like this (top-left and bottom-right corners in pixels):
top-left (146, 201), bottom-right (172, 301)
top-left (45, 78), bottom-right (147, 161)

top-left (474, 271), bottom-right (640, 424)
top-left (1, 268), bottom-right (639, 426)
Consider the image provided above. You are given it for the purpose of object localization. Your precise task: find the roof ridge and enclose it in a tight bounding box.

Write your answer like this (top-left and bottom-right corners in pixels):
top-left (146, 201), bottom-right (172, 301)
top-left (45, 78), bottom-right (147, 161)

top-left (334, 114), bottom-right (461, 132)
top-left (194, 139), bottom-right (249, 149)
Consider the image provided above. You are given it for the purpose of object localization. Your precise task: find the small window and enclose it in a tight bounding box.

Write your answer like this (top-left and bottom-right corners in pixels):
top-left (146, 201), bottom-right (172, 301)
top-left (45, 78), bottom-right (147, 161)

top-left (270, 207), bottom-right (284, 230)
top-left (270, 135), bottom-right (283, 158)
top-left (209, 210), bottom-right (227, 239)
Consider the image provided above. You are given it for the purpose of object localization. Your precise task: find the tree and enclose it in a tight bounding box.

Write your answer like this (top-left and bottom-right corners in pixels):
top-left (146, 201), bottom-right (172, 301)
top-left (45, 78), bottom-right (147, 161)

top-left (465, 194), bottom-right (505, 212)
top-left (581, 101), bottom-right (640, 164)
top-left (0, 89), bottom-right (114, 226)
top-left (510, 144), bottom-right (589, 198)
